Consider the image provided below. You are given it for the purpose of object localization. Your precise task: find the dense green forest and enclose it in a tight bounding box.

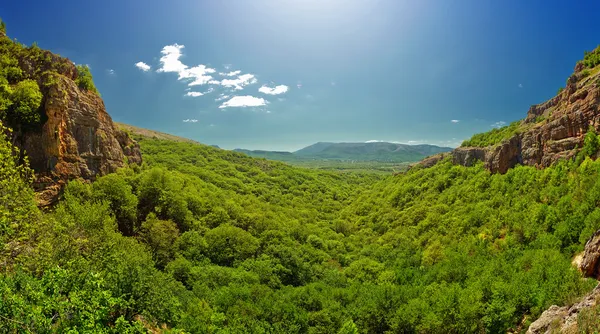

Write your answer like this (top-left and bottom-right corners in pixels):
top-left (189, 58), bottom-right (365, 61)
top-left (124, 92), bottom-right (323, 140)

top-left (3, 122), bottom-right (600, 332)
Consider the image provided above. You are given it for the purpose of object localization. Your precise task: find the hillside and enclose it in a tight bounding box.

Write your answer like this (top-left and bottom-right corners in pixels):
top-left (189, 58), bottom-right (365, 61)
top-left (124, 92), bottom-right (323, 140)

top-left (5, 20), bottom-right (600, 333)
top-left (116, 122), bottom-right (200, 144)
top-left (235, 142), bottom-right (452, 173)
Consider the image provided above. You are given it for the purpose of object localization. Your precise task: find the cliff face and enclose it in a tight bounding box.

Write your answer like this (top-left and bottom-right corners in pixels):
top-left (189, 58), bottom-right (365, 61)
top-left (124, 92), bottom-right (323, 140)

top-left (419, 62), bottom-right (600, 173)
top-left (5, 43), bottom-right (142, 205)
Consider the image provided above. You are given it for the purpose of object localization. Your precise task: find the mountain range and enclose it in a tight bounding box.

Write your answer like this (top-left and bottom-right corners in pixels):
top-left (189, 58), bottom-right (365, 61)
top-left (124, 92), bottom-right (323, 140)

top-left (234, 142), bottom-right (452, 163)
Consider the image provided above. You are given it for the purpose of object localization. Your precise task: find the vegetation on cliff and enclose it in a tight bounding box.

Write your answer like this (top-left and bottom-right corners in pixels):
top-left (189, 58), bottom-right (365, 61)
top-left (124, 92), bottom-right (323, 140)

top-left (461, 120), bottom-right (523, 147)
top-left (0, 20), bottom-right (99, 135)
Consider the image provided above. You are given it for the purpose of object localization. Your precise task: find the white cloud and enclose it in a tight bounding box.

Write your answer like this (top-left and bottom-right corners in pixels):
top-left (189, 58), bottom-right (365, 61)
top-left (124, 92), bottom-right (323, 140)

top-left (183, 65), bottom-right (217, 86)
top-left (219, 70), bottom-right (241, 77)
top-left (209, 124), bottom-right (215, 127)
top-left (491, 121), bottom-right (506, 128)
top-left (156, 44), bottom-right (216, 86)
top-left (183, 119), bottom-right (199, 123)
top-left (365, 140), bottom-right (381, 143)
top-left (451, 119), bottom-right (460, 123)
top-left (518, 83), bottom-right (523, 88)
top-left (215, 94), bottom-right (230, 102)
top-left (157, 44), bottom-right (187, 73)
top-left (219, 96), bottom-right (267, 109)
top-left (185, 91), bottom-right (204, 97)
top-left (297, 82), bottom-right (302, 89)
top-left (107, 69), bottom-right (116, 75)
top-left (259, 85), bottom-right (289, 95)
top-left (220, 74), bottom-right (258, 90)
top-left (135, 62), bottom-right (151, 72)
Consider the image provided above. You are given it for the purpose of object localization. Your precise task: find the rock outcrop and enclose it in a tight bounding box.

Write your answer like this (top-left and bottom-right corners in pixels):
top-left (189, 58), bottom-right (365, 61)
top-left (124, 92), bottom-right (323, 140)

top-left (10, 49), bottom-right (141, 206)
top-left (417, 62), bottom-right (600, 173)
top-left (526, 285), bottom-right (600, 334)
top-left (579, 229), bottom-right (600, 280)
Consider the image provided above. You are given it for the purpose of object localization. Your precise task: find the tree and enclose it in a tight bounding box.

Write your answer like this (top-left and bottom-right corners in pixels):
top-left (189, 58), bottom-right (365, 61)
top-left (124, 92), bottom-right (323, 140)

top-left (75, 64), bottom-right (99, 94)
top-left (139, 214), bottom-right (179, 268)
top-left (92, 173), bottom-right (138, 235)
top-left (583, 127), bottom-right (600, 158)
top-left (204, 224), bottom-right (258, 266)
top-left (0, 121), bottom-right (35, 239)
top-left (7, 79), bottom-right (43, 128)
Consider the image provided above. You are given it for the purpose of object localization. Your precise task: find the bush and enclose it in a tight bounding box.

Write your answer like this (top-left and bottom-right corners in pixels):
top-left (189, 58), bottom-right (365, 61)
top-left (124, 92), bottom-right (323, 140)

top-left (582, 46), bottom-right (600, 69)
top-left (461, 120), bottom-right (522, 147)
top-left (139, 214), bottom-right (179, 268)
top-left (582, 127), bottom-right (600, 158)
top-left (75, 64), bottom-right (99, 95)
top-left (8, 79), bottom-right (43, 127)
top-left (0, 121), bottom-right (35, 239)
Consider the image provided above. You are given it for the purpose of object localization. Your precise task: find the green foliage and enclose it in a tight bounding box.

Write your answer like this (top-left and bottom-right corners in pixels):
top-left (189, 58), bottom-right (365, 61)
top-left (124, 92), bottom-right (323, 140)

top-left (0, 121), bottom-right (35, 240)
top-left (0, 18), bottom-right (6, 35)
top-left (6, 129), bottom-right (600, 332)
top-left (557, 86), bottom-right (564, 95)
top-left (91, 173), bottom-right (138, 235)
top-left (582, 127), bottom-right (600, 158)
top-left (204, 224), bottom-right (258, 266)
top-left (582, 46), bottom-right (600, 69)
top-left (7, 79), bottom-right (43, 126)
top-left (75, 64), bottom-right (99, 95)
top-left (462, 120), bottom-right (522, 147)
top-left (139, 214), bottom-right (179, 268)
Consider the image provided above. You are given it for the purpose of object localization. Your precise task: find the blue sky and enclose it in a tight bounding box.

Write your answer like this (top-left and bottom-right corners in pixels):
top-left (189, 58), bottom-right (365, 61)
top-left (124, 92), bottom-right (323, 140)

top-left (2, 0), bottom-right (600, 150)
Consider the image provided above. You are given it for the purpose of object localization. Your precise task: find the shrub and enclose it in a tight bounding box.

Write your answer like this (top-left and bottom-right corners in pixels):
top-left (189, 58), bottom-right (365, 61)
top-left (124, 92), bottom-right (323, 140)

top-left (582, 127), bottom-right (600, 158)
top-left (7, 79), bottom-right (43, 128)
top-left (582, 46), bottom-right (600, 69)
top-left (75, 64), bottom-right (99, 95)
top-left (461, 120), bottom-right (522, 147)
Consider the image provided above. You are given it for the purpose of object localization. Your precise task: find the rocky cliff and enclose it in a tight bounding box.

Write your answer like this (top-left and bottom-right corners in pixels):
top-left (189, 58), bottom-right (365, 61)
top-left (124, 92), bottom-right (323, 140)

top-left (0, 31), bottom-right (141, 205)
top-left (418, 60), bottom-right (600, 173)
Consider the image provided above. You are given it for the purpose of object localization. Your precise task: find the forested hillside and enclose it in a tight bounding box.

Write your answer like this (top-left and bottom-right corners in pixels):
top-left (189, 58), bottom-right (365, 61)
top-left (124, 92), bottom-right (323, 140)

top-left (4, 123), bottom-right (600, 332)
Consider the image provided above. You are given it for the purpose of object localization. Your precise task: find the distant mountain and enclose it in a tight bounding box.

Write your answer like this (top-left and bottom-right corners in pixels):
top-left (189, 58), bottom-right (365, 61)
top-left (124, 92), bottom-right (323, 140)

top-left (294, 142), bottom-right (452, 162)
top-left (236, 142), bottom-right (452, 163)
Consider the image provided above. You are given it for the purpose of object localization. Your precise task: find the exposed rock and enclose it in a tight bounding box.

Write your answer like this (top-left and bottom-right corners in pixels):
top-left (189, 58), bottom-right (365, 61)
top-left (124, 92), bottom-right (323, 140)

top-left (578, 229), bottom-right (600, 279)
top-left (11, 57), bottom-right (141, 206)
top-left (413, 153), bottom-right (450, 169)
top-left (526, 305), bottom-right (568, 334)
top-left (527, 285), bottom-right (600, 333)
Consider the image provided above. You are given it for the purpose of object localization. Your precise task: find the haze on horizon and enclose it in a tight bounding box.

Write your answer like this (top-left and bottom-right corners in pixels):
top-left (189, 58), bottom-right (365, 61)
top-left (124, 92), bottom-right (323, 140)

top-left (2, 0), bottom-right (600, 151)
